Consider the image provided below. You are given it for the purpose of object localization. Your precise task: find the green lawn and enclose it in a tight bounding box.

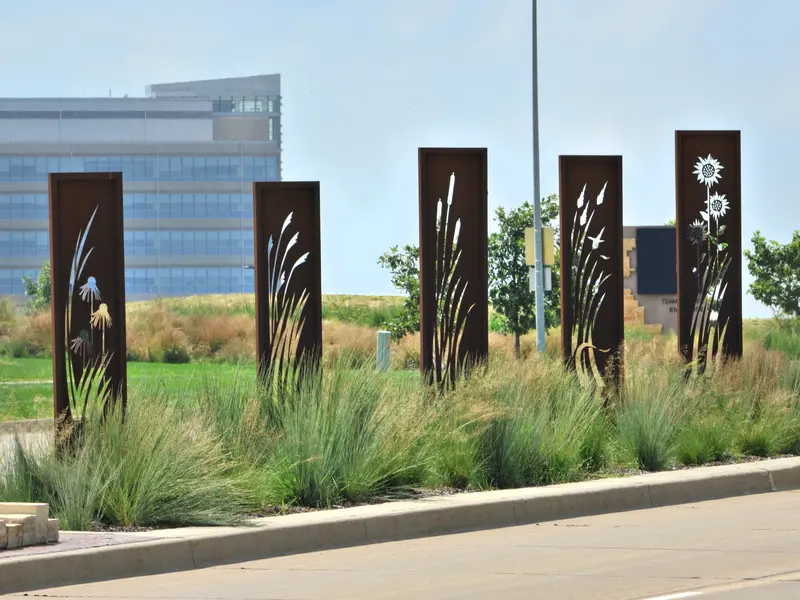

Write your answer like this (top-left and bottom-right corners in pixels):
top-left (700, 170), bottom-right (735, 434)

top-left (0, 357), bottom-right (419, 422)
top-left (0, 359), bottom-right (256, 421)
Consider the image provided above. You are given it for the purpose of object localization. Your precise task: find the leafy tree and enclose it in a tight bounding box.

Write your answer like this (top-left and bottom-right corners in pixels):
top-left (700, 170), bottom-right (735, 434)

top-left (665, 218), bottom-right (676, 226)
top-left (377, 244), bottom-right (420, 340)
top-left (744, 230), bottom-right (800, 318)
top-left (378, 195), bottom-right (562, 357)
top-left (22, 261), bottom-right (52, 313)
top-left (488, 195), bottom-right (561, 357)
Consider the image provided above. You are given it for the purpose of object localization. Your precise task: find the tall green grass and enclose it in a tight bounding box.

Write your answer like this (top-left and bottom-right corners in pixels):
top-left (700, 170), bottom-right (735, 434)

top-left (2, 344), bottom-right (800, 531)
top-left (763, 321), bottom-right (800, 359)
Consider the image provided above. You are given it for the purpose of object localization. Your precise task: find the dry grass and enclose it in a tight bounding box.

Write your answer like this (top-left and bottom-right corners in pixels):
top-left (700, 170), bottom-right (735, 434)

top-left (0, 297), bottom-right (388, 365)
top-left (0, 295), bottom-right (795, 370)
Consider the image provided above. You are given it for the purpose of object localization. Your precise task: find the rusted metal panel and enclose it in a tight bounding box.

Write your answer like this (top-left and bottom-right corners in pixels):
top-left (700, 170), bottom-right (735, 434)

top-left (253, 182), bottom-right (322, 384)
top-left (559, 156), bottom-right (624, 388)
top-left (675, 131), bottom-right (743, 370)
top-left (418, 148), bottom-right (488, 390)
top-left (48, 173), bottom-right (127, 422)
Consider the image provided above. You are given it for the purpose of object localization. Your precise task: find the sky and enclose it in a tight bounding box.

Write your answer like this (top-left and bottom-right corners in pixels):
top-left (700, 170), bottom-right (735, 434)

top-left (1, 0), bottom-right (797, 317)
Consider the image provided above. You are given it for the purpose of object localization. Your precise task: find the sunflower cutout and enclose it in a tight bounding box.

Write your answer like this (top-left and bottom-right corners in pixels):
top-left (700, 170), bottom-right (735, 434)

top-left (707, 192), bottom-right (730, 223)
top-left (687, 219), bottom-right (707, 246)
top-left (693, 154), bottom-right (724, 188)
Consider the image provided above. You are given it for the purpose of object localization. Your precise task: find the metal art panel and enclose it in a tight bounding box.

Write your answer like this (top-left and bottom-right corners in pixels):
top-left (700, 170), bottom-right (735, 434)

top-left (559, 156), bottom-right (624, 388)
top-left (48, 173), bottom-right (127, 422)
top-left (675, 131), bottom-right (742, 370)
top-left (418, 148), bottom-right (489, 390)
top-left (253, 182), bottom-right (322, 385)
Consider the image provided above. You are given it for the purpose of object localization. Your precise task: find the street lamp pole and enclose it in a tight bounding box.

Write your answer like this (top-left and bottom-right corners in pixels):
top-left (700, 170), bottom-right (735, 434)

top-left (532, 0), bottom-right (546, 353)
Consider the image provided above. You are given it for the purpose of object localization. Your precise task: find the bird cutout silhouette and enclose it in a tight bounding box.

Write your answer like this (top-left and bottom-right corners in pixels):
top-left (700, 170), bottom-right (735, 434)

top-left (587, 227), bottom-right (605, 250)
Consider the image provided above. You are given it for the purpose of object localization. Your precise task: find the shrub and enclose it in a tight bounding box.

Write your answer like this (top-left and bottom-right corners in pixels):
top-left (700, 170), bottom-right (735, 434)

top-left (675, 417), bottom-right (733, 466)
top-left (473, 359), bottom-right (605, 488)
top-left (0, 388), bottom-right (254, 529)
top-left (616, 364), bottom-right (684, 471)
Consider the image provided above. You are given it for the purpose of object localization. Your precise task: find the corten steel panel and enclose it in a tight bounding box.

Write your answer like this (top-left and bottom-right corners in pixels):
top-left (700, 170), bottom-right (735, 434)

top-left (559, 156), bottom-right (624, 388)
top-left (48, 173), bottom-right (127, 422)
top-left (253, 182), bottom-right (322, 382)
top-left (675, 131), bottom-right (742, 368)
top-left (418, 148), bottom-right (488, 390)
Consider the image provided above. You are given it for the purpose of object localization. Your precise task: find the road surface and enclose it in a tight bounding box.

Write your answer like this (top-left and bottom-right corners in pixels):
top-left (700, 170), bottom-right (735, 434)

top-left (3, 490), bottom-right (799, 599)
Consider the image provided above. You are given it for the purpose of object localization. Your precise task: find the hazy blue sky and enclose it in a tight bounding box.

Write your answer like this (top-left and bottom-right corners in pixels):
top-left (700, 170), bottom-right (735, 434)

top-left (1, 0), bottom-right (797, 317)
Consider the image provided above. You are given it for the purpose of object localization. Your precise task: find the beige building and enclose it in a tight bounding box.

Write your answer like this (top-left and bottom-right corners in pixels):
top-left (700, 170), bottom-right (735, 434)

top-left (0, 74), bottom-right (281, 300)
top-left (622, 225), bottom-right (678, 333)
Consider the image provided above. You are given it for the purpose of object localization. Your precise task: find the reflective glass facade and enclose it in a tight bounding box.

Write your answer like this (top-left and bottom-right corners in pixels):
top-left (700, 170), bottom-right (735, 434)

top-left (123, 230), bottom-right (254, 257)
top-left (0, 155), bottom-right (278, 182)
top-left (0, 193), bottom-right (254, 220)
top-left (0, 269), bottom-right (38, 296)
top-left (125, 267), bottom-right (255, 296)
top-left (0, 230), bottom-right (256, 258)
top-left (0, 231), bottom-right (49, 257)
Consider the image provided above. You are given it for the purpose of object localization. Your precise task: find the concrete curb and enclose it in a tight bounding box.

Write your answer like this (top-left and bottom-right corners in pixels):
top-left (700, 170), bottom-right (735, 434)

top-left (2, 457), bottom-right (799, 594)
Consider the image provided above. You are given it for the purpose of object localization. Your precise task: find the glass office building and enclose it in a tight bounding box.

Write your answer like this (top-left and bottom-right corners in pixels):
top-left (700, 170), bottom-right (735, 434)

top-left (0, 74), bottom-right (281, 299)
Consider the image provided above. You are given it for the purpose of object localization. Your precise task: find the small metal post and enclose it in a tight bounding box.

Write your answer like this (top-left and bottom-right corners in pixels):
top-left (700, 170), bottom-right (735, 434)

top-left (376, 330), bottom-right (391, 372)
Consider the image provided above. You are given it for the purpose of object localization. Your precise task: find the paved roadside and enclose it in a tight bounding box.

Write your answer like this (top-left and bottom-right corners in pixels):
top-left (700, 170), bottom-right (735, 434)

top-left (6, 491), bottom-right (798, 600)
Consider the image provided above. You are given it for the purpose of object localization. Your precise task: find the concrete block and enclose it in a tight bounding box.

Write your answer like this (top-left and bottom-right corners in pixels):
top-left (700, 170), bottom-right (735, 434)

top-left (6, 523), bottom-right (22, 549)
top-left (0, 514), bottom-right (39, 546)
top-left (0, 502), bottom-right (49, 524)
top-left (0, 520), bottom-right (6, 549)
top-left (46, 518), bottom-right (60, 544)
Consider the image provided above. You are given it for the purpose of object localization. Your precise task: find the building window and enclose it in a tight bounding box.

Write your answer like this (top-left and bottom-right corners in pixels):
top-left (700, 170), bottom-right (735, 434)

top-left (0, 155), bottom-right (279, 184)
top-left (0, 231), bottom-right (49, 258)
top-left (268, 118), bottom-right (275, 141)
top-left (0, 268), bottom-right (38, 296)
top-left (237, 99), bottom-right (264, 113)
top-left (0, 194), bottom-right (48, 220)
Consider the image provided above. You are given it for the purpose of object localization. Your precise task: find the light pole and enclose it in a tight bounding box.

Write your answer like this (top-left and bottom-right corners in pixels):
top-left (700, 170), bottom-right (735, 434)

top-left (532, 0), bottom-right (546, 353)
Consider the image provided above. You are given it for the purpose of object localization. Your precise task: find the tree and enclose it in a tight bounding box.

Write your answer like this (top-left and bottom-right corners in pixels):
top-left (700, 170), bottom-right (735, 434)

top-left (22, 261), bottom-right (52, 313)
top-left (744, 230), bottom-right (800, 318)
top-left (665, 218), bottom-right (676, 226)
top-left (377, 244), bottom-right (420, 340)
top-left (488, 195), bottom-right (561, 357)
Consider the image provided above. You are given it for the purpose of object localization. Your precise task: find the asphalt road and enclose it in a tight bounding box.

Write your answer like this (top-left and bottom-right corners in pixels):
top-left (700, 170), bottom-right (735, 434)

top-left (4, 491), bottom-right (800, 600)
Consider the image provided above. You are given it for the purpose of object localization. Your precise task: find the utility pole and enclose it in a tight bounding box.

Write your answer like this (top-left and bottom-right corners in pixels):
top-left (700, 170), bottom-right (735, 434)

top-left (532, 0), bottom-right (546, 353)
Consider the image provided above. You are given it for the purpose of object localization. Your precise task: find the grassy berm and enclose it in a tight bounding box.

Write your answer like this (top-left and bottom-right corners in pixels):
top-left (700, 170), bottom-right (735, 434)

top-left (1, 294), bottom-right (800, 532)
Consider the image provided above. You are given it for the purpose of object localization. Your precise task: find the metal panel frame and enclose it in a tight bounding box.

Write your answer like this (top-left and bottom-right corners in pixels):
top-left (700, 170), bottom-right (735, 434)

top-left (559, 155), bottom-right (624, 388)
top-left (48, 172), bottom-right (127, 422)
top-left (675, 130), bottom-right (743, 368)
top-left (253, 181), bottom-right (322, 382)
top-left (418, 148), bottom-right (489, 390)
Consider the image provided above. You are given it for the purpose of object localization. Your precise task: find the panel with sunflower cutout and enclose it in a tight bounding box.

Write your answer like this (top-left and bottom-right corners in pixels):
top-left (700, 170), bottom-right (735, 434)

top-left (418, 148), bottom-right (489, 393)
top-left (48, 173), bottom-right (127, 424)
top-left (253, 182), bottom-right (322, 390)
top-left (559, 156), bottom-right (625, 389)
top-left (675, 131), bottom-right (743, 373)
